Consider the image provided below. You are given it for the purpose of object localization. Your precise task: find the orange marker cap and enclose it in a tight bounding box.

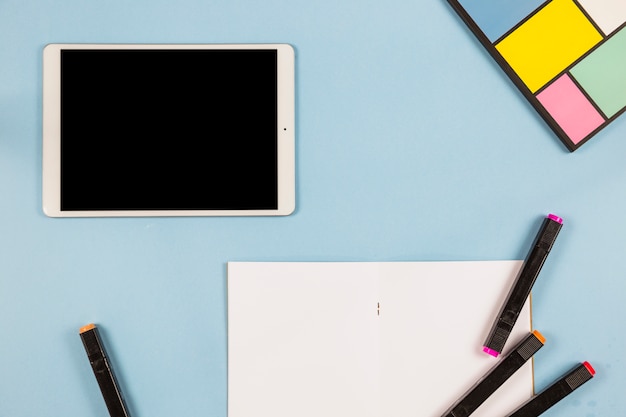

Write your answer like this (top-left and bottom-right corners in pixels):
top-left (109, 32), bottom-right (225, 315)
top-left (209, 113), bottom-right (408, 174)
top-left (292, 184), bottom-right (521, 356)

top-left (532, 330), bottom-right (546, 344)
top-left (79, 323), bottom-right (97, 334)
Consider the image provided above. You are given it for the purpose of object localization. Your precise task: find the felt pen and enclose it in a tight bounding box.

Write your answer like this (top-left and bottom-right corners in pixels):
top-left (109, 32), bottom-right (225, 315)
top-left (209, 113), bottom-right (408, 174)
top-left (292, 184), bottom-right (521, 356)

top-left (483, 214), bottom-right (562, 357)
top-left (506, 362), bottom-right (595, 417)
top-left (442, 330), bottom-right (546, 417)
top-left (79, 323), bottom-right (131, 417)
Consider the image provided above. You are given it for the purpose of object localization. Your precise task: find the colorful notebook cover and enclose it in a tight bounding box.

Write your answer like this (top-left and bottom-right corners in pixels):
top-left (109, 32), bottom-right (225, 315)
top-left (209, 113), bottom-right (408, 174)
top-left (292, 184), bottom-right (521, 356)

top-left (448, 0), bottom-right (626, 151)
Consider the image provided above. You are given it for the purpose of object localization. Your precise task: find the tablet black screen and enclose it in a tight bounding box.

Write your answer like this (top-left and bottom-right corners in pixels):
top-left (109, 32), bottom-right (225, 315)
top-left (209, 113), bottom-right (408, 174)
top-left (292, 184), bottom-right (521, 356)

top-left (60, 49), bottom-right (278, 211)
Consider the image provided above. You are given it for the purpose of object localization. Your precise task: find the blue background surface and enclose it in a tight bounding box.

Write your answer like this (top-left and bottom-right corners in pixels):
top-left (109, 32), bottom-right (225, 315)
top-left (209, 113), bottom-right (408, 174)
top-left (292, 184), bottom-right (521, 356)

top-left (1, 1), bottom-right (625, 416)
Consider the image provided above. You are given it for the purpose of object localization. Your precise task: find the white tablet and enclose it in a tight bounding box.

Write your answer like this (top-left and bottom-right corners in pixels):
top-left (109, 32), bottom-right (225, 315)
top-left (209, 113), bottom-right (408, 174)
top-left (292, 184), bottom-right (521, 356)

top-left (42, 43), bottom-right (295, 217)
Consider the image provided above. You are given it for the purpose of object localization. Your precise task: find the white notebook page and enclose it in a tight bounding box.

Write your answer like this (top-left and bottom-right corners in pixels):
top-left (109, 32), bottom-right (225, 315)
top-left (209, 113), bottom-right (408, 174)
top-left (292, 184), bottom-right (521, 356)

top-left (228, 261), bottom-right (532, 417)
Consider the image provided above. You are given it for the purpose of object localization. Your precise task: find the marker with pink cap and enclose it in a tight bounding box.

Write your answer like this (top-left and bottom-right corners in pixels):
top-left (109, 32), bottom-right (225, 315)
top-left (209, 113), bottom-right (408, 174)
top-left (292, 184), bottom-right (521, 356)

top-left (483, 214), bottom-right (563, 357)
top-left (505, 361), bottom-right (595, 416)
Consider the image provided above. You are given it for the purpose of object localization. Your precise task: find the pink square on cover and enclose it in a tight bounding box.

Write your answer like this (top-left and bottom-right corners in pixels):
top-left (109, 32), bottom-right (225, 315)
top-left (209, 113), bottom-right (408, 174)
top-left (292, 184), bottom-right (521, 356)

top-left (536, 74), bottom-right (605, 145)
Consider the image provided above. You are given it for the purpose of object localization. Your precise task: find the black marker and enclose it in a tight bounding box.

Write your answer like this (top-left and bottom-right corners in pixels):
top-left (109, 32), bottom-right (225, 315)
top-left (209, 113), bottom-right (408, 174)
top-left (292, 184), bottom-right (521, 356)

top-left (79, 323), bottom-right (132, 417)
top-left (483, 214), bottom-right (562, 357)
top-left (506, 362), bottom-right (595, 417)
top-left (442, 331), bottom-right (545, 417)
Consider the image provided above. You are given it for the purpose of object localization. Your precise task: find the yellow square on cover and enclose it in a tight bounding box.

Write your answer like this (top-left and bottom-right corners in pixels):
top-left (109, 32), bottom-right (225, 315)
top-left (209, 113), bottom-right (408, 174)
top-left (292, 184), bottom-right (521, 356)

top-left (495, 0), bottom-right (603, 93)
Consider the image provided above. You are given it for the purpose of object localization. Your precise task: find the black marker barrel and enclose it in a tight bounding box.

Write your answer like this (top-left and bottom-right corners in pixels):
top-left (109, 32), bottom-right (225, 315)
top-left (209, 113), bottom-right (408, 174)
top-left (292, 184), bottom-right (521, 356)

top-left (483, 214), bottom-right (562, 357)
top-left (442, 331), bottom-right (545, 417)
top-left (79, 324), bottom-right (131, 417)
top-left (506, 362), bottom-right (595, 417)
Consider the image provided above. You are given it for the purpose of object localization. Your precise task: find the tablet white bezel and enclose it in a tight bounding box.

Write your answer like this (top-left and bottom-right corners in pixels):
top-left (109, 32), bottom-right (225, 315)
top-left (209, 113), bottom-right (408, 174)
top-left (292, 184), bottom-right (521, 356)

top-left (42, 43), bottom-right (295, 217)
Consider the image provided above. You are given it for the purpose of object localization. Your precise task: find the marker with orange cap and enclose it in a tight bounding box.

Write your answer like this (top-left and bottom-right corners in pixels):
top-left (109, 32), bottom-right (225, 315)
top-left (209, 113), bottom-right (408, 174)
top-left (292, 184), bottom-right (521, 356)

top-left (79, 323), bottom-right (131, 417)
top-left (442, 330), bottom-right (546, 417)
top-left (506, 361), bottom-right (595, 417)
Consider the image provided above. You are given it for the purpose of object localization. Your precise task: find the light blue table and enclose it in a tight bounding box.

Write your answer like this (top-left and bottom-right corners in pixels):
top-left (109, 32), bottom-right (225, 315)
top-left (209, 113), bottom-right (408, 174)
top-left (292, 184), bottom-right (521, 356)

top-left (1, 1), bottom-right (623, 416)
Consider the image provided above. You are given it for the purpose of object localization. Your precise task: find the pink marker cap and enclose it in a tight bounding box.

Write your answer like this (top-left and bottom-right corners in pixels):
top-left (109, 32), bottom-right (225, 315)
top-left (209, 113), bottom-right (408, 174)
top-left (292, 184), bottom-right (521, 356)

top-left (583, 361), bottom-right (596, 376)
top-left (482, 346), bottom-right (500, 357)
top-left (547, 214), bottom-right (563, 224)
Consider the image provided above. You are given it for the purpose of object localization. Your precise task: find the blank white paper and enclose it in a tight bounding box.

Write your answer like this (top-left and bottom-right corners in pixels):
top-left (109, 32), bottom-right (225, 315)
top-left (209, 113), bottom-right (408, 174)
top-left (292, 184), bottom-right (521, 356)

top-left (228, 261), bottom-right (532, 417)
